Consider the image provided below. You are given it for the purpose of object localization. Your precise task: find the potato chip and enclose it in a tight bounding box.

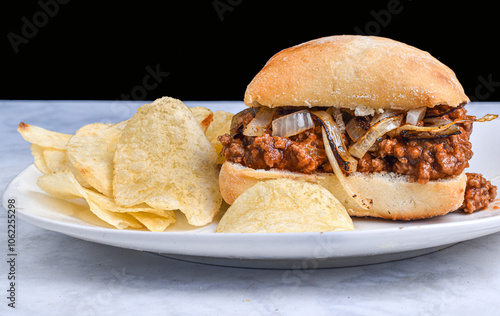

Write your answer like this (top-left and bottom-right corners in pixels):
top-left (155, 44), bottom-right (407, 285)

top-left (190, 107), bottom-right (214, 133)
top-left (113, 97), bottom-right (222, 226)
top-left (43, 148), bottom-right (70, 172)
top-left (83, 188), bottom-right (174, 217)
top-left (37, 171), bottom-right (145, 229)
top-left (66, 121), bottom-right (127, 197)
top-left (86, 198), bottom-right (143, 230)
top-left (42, 147), bottom-right (91, 188)
top-left (18, 122), bottom-right (71, 149)
top-left (84, 188), bottom-right (175, 230)
top-left (216, 179), bottom-right (354, 233)
top-left (21, 124), bottom-right (91, 188)
top-left (204, 110), bottom-right (234, 164)
top-left (37, 171), bottom-right (84, 200)
top-left (128, 212), bottom-right (176, 232)
top-left (30, 144), bottom-right (51, 175)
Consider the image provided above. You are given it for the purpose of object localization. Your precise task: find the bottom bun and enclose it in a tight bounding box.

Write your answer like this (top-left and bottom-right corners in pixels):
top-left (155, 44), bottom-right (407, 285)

top-left (219, 162), bottom-right (467, 221)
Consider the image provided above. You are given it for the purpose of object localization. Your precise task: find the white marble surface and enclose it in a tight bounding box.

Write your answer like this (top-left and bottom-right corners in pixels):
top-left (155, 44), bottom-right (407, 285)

top-left (1, 100), bottom-right (500, 316)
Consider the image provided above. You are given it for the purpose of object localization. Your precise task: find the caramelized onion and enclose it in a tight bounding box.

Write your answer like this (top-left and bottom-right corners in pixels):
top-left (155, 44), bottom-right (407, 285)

top-left (321, 128), bottom-right (372, 210)
top-left (388, 117), bottom-right (458, 139)
top-left (243, 107), bottom-right (277, 137)
top-left (345, 117), bottom-right (366, 143)
top-left (422, 117), bottom-right (454, 125)
top-left (400, 125), bottom-right (460, 140)
top-left (371, 109), bottom-right (402, 125)
top-left (349, 115), bottom-right (403, 159)
top-left (271, 110), bottom-right (315, 138)
top-left (310, 111), bottom-right (357, 173)
top-left (230, 108), bottom-right (258, 136)
top-left (327, 108), bottom-right (346, 134)
top-left (398, 113), bottom-right (498, 140)
top-left (458, 113), bottom-right (498, 123)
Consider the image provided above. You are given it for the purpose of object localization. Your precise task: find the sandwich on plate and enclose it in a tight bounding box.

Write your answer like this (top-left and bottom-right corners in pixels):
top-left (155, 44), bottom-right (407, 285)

top-left (218, 35), bottom-right (497, 220)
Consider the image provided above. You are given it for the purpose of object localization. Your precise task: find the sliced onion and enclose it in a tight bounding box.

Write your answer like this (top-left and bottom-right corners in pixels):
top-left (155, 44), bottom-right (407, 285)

top-left (345, 117), bottom-right (366, 143)
top-left (397, 113), bottom-right (498, 140)
top-left (310, 111), bottom-right (357, 173)
top-left (327, 108), bottom-right (346, 134)
top-left (457, 113), bottom-right (498, 123)
top-left (272, 110), bottom-right (314, 138)
top-left (348, 115), bottom-right (403, 159)
top-left (368, 137), bottom-right (383, 151)
top-left (321, 128), bottom-right (372, 210)
top-left (243, 107), bottom-right (277, 137)
top-left (406, 107), bottom-right (427, 126)
top-left (422, 117), bottom-right (453, 125)
top-left (371, 109), bottom-right (402, 125)
top-left (387, 117), bottom-right (458, 139)
top-left (230, 107), bottom-right (258, 136)
top-left (388, 117), bottom-right (452, 134)
top-left (400, 125), bottom-right (460, 140)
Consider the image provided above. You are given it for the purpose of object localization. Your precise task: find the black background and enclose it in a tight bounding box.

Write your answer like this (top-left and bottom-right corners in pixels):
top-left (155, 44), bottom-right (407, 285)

top-left (2, 0), bottom-right (500, 101)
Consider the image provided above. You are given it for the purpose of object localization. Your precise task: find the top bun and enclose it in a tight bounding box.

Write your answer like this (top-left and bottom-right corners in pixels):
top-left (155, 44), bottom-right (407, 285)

top-left (244, 35), bottom-right (469, 111)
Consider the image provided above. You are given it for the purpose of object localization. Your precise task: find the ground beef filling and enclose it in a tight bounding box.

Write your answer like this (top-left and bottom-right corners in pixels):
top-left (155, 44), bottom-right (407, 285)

top-left (218, 107), bottom-right (497, 212)
top-left (358, 107), bottom-right (474, 184)
top-left (461, 173), bottom-right (497, 213)
top-left (219, 126), bottom-right (327, 174)
top-left (219, 107), bottom-right (474, 183)
top-left (359, 126), bottom-right (473, 184)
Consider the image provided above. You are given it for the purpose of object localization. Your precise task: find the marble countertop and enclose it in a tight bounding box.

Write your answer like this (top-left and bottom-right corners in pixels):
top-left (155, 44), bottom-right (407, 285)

top-left (2, 100), bottom-right (500, 316)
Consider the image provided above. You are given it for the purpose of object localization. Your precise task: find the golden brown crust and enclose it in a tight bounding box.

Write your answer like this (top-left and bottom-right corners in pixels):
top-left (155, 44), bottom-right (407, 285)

top-left (244, 35), bottom-right (469, 111)
top-left (219, 162), bottom-right (467, 221)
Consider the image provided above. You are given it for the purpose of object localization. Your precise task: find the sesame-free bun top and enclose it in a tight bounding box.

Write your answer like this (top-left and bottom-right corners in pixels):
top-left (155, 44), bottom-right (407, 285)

top-left (244, 35), bottom-right (469, 111)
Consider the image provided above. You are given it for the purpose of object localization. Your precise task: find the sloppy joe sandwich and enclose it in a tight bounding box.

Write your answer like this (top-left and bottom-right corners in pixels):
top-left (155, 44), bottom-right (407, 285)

top-left (218, 35), bottom-right (497, 220)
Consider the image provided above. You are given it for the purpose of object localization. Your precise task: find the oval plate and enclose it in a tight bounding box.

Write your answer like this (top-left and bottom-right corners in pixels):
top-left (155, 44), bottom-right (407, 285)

top-left (3, 103), bottom-right (500, 269)
top-left (3, 163), bottom-right (500, 269)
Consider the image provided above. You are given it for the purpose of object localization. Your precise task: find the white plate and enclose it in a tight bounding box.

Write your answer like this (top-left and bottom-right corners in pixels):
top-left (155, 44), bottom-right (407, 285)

top-left (3, 104), bottom-right (500, 269)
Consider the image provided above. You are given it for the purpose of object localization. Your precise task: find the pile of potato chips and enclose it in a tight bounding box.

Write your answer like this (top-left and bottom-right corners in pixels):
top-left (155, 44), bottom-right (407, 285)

top-left (19, 96), bottom-right (356, 234)
top-left (18, 97), bottom-right (233, 231)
